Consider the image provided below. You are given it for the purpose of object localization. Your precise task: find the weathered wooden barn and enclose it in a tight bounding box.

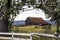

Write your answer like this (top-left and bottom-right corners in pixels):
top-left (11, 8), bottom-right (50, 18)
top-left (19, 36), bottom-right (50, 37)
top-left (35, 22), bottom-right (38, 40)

top-left (25, 17), bottom-right (50, 25)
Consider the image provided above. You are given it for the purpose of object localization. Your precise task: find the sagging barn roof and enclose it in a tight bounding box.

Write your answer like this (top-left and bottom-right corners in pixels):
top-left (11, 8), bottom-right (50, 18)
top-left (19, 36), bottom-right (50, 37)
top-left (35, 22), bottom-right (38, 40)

top-left (25, 17), bottom-right (50, 25)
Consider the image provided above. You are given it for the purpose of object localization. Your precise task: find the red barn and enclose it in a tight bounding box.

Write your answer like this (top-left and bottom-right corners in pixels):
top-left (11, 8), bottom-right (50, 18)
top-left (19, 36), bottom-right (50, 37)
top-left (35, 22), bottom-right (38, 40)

top-left (25, 17), bottom-right (50, 25)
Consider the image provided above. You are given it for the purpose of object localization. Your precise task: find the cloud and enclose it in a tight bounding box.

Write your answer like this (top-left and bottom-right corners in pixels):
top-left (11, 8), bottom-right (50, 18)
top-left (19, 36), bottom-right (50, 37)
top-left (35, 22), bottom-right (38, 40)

top-left (14, 6), bottom-right (46, 21)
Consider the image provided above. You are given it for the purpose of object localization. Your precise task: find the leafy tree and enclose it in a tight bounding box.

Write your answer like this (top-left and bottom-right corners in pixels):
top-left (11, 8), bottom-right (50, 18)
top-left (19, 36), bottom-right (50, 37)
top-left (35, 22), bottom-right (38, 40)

top-left (0, 0), bottom-right (24, 32)
top-left (35, 0), bottom-right (60, 34)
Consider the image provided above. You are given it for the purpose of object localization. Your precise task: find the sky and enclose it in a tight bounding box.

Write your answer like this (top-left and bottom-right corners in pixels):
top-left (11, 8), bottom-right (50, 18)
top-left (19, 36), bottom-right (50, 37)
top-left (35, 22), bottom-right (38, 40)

top-left (14, 6), bottom-right (50, 21)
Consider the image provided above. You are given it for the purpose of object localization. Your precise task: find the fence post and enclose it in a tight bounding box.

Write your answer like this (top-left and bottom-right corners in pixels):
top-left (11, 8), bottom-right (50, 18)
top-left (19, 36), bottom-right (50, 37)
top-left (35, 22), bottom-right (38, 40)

top-left (54, 32), bottom-right (59, 40)
top-left (30, 34), bottom-right (32, 40)
top-left (11, 32), bottom-right (14, 40)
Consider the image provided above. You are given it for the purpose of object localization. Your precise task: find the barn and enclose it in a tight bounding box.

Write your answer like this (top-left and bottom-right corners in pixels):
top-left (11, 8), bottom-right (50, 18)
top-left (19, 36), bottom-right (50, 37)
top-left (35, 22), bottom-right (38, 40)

top-left (25, 17), bottom-right (50, 26)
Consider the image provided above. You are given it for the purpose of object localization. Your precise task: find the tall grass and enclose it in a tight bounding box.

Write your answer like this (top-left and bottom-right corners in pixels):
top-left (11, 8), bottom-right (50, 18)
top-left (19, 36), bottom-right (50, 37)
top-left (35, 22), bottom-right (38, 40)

top-left (10, 25), bottom-right (60, 34)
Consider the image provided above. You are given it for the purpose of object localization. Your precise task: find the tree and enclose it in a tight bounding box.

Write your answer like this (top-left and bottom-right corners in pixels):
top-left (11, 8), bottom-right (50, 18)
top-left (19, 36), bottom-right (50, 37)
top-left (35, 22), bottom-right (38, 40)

top-left (0, 0), bottom-right (24, 32)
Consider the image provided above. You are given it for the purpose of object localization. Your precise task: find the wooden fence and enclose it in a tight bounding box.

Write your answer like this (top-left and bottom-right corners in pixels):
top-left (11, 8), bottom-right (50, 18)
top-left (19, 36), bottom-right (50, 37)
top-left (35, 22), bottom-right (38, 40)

top-left (0, 32), bottom-right (32, 40)
top-left (0, 32), bottom-right (60, 40)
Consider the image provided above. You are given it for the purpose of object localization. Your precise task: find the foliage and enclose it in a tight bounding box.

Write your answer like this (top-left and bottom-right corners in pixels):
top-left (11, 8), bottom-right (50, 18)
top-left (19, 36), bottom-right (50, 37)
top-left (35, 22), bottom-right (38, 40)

top-left (35, 0), bottom-right (60, 20)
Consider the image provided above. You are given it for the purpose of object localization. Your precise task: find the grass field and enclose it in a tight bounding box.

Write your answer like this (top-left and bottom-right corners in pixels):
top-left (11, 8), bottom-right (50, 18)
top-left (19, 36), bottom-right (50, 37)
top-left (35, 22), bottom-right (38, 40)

top-left (11, 25), bottom-right (60, 34)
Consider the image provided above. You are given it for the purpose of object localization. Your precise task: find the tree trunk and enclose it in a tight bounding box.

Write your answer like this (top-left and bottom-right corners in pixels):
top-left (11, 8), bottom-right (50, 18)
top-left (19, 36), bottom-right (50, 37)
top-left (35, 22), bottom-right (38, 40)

top-left (0, 19), bottom-right (9, 32)
top-left (0, 0), bottom-right (12, 32)
top-left (56, 19), bottom-right (60, 34)
top-left (55, 19), bottom-right (60, 40)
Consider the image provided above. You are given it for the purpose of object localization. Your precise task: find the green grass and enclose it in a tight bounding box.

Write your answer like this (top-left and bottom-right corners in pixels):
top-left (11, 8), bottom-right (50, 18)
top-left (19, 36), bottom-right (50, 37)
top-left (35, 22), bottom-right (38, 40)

top-left (11, 25), bottom-right (45, 33)
top-left (33, 36), bottom-right (52, 40)
top-left (11, 25), bottom-right (60, 34)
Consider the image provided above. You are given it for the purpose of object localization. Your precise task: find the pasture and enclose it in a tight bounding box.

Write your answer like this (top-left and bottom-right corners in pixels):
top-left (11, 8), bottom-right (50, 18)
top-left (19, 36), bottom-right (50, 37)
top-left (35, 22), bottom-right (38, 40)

top-left (11, 25), bottom-right (60, 34)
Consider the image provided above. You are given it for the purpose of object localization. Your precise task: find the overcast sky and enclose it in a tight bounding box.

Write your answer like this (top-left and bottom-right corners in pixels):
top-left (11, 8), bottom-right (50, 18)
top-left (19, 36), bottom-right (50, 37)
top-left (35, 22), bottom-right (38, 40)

top-left (14, 6), bottom-right (50, 21)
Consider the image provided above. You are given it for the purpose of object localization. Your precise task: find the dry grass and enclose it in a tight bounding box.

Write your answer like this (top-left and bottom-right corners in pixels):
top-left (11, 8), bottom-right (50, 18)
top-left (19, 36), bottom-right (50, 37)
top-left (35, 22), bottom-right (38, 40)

top-left (11, 25), bottom-right (60, 34)
top-left (11, 25), bottom-right (45, 33)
